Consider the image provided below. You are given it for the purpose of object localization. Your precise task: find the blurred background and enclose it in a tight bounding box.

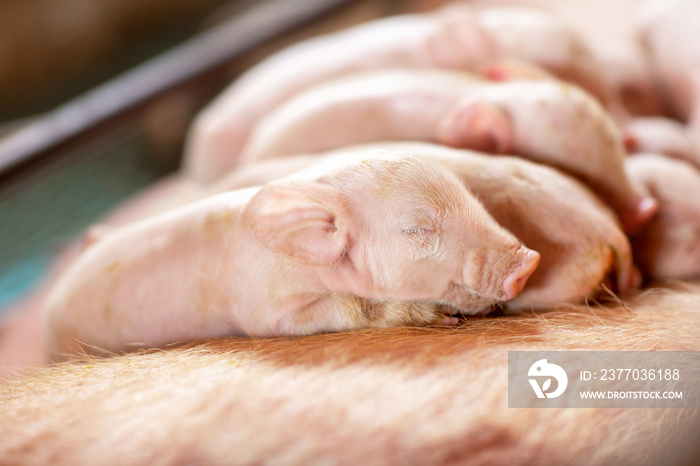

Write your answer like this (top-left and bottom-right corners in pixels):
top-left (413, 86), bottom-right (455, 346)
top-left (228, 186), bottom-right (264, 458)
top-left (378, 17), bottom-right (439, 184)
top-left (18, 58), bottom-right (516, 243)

top-left (0, 0), bottom-right (409, 312)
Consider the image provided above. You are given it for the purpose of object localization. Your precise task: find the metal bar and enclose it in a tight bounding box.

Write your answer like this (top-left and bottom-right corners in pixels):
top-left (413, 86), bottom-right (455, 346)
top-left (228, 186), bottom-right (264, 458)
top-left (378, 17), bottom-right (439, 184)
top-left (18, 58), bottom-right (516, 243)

top-left (0, 0), bottom-right (353, 176)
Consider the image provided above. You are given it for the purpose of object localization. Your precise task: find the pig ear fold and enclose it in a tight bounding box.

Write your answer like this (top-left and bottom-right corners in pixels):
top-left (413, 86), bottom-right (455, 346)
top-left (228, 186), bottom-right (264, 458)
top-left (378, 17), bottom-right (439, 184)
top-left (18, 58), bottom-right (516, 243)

top-left (437, 99), bottom-right (514, 154)
top-left (242, 184), bottom-right (348, 266)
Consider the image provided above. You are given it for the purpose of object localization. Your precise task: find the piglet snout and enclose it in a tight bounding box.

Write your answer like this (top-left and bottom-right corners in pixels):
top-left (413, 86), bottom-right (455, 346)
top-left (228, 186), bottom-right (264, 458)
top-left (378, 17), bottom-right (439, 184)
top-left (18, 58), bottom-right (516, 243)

top-left (502, 247), bottom-right (540, 300)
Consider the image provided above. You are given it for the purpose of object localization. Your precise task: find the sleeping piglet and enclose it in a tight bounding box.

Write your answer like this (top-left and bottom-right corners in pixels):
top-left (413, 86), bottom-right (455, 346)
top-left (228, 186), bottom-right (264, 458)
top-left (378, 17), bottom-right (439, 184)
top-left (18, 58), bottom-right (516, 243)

top-left (372, 143), bottom-right (639, 309)
top-left (44, 151), bottom-right (540, 357)
top-left (184, 5), bottom-right (495, 183)
top-left (239, 70), bottom-right (656, 232)
top-left (184, 4), bottom-right (615, 184)
top-left (220, 143), bottom-right (637, 310)
top-left (626, 154), bottom-right (700, 280)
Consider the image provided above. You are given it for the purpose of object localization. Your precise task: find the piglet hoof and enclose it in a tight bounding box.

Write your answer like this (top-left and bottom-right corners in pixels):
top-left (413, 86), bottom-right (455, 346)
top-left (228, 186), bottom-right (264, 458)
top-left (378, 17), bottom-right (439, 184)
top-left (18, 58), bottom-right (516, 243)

top-left (621, 132), bottom-right (639, 153)
top-left (601, 262), bottom-right (641, 299)
top-left (502, 248), bottom-right (540, 300)
top-left (622, 196), bottom-right (658, 234)
top-left (621, 266), bottom-right (643, 294)
top-left (435, 315), bottom-right (460, 327)
top-left (606, 255), bottom-right (642, 296)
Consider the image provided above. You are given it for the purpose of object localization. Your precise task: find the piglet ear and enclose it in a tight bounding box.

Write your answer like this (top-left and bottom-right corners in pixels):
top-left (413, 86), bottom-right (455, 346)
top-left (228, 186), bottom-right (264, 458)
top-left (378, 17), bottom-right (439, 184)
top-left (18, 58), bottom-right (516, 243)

top-left (437, 98), bottom-right (514, 154)
top-left (242, 184), bottom-right (347, 266)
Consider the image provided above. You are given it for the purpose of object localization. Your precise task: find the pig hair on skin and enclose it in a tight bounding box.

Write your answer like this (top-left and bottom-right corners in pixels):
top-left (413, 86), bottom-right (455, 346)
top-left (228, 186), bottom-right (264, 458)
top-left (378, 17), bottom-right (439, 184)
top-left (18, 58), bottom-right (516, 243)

top-left (1, 282), bottom-right (699, 465)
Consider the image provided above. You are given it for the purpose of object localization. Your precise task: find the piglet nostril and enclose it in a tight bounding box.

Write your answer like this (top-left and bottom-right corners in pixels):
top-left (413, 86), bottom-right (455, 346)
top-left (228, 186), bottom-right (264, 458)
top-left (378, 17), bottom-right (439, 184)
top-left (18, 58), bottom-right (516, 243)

top-left (502, 248), bottom-right (540, 300)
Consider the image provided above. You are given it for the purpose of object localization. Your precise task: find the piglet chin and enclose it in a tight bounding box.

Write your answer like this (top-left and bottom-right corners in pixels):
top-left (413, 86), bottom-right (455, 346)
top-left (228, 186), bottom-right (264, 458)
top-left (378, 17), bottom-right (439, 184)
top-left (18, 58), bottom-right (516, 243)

top-left (502, 248), bottom-right (540, 300)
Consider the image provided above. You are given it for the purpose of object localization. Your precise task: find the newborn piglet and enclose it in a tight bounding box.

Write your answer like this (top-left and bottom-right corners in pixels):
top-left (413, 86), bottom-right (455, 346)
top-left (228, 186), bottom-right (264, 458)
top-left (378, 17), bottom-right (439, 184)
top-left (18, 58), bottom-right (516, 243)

top-left (184, 5), bottom-right (495, 183)
top-left (375, 143), bottom-right (638, 309)
top-left (184, 4), bottom-right (615, 183)
top-left (45, 152), bottom-right (539, 357)
top-left (239, 70), bottom-right (656, 232)
top-left (222, 143), bottom-right (637, 310)
top-left (626, 154), bottom-right (700, 280)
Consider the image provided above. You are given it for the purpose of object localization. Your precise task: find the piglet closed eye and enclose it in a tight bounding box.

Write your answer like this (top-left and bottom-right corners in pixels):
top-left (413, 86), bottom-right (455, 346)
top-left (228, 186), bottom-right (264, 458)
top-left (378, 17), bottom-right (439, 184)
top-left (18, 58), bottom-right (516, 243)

top-left (626, 154), bottom-right (700, 280)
